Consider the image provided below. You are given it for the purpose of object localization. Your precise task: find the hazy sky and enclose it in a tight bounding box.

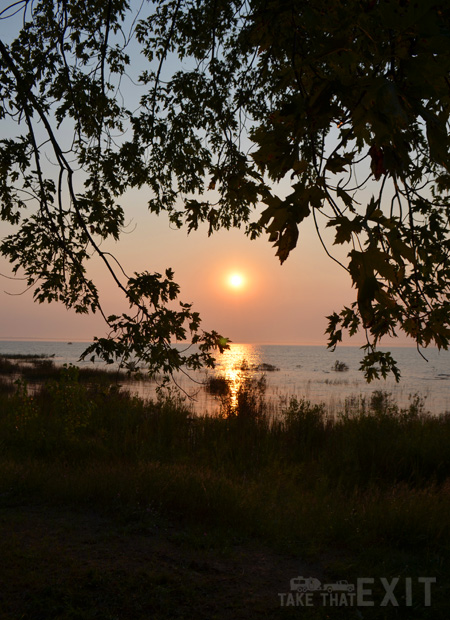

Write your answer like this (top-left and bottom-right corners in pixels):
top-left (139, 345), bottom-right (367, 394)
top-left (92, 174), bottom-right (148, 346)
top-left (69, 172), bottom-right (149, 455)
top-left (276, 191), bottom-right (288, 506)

top-left (0, 4), bottom-right (414, 348)
top-left (0, 187), bottom-right (359, 344)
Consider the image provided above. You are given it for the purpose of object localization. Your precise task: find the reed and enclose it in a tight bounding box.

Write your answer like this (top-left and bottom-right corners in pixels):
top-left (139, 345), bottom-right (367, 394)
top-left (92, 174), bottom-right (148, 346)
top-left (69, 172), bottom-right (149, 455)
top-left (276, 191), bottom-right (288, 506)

top-left (0, 354), bottom-right (139, 384)
top-left (0, 364), bottom-right (449, 617)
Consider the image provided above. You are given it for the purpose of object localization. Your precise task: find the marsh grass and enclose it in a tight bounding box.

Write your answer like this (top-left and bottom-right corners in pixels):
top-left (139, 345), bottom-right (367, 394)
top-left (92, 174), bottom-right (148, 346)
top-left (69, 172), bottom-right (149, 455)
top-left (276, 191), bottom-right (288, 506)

top-left (0, 365), bottom-right (449, 615)
top-left (205, 374), bottom-right (230, 395)
top-left (333, 360), bottom-right (349, 372)
top-left (0, 354), bottom-right (139, 385)
top-left (0, 376), bottom-right (15, 395)
top-left (0, 352), bottom-right (55, 359)
top-left (205, 372), bottom-right (268, 419)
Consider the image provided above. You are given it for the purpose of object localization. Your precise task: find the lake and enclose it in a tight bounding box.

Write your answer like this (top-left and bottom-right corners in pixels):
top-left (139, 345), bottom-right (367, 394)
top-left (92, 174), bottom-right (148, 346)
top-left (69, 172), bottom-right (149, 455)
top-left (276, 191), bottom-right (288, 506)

top-left (1, 340), bottom-right (449, 415)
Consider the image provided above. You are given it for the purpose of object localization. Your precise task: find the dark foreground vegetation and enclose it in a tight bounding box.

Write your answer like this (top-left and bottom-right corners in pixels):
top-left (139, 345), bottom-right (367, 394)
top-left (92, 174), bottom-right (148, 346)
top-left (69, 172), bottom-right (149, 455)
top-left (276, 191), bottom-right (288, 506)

top-left (0, 360), bottom-right (449, 618)
top-left (0, 355), bottom-right (133, 386)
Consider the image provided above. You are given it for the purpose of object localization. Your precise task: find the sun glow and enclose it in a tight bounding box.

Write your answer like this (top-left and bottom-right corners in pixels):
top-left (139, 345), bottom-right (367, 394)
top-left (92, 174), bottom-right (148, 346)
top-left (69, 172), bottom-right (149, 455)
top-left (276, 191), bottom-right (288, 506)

top-left (228, 273), bottom-right (245, 289)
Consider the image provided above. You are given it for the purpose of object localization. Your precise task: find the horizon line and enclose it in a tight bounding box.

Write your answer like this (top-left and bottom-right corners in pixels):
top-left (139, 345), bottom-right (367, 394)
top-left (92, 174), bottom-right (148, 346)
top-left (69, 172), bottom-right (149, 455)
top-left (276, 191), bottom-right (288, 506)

top-left (0, 337), bottom-right (425, 349)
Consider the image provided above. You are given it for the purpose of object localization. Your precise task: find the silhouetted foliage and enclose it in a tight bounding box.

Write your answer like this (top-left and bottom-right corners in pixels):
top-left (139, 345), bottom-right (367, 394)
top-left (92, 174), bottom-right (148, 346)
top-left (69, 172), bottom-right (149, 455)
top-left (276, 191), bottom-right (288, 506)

top-left (1, 0), bottom-right (449, 380)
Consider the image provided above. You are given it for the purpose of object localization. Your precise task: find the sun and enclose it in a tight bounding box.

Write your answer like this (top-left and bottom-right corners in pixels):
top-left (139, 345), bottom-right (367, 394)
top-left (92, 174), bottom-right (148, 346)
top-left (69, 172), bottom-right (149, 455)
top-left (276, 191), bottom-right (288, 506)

top-left (228, 273), bottom-right (245, 289)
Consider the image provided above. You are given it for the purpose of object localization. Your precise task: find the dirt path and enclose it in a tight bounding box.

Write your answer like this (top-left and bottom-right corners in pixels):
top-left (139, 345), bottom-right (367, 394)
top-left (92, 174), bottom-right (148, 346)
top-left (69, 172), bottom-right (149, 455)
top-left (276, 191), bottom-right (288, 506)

top-left (0, 503), bottom-right (326, 619)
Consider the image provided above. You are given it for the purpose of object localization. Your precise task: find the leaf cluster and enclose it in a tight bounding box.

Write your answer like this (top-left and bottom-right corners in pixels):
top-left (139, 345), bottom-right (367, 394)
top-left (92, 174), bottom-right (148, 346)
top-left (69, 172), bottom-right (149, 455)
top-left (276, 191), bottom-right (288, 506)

top-left (0, 0), bottom-right (228, 381)
top-left (133, 0), bottom-right (450, 379)
top-left (1, 0), bottom-right (450, 380)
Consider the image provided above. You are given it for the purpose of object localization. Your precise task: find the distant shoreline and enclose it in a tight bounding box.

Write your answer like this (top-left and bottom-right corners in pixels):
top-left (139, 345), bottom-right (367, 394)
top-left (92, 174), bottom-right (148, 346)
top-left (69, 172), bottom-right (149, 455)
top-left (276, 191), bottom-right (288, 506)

top-left (0, 337), bottom-right (429, 349)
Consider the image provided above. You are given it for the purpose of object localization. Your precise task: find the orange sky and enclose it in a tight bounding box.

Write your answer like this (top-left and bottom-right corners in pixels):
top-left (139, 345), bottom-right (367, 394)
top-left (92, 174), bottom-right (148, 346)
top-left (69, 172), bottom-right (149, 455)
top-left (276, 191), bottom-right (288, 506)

top-left (0, 47), bottom-right (369, 347)
top-left (0, 191), bottom-right (381, 346)
top-left (0, 10), bottom-right (415, 349)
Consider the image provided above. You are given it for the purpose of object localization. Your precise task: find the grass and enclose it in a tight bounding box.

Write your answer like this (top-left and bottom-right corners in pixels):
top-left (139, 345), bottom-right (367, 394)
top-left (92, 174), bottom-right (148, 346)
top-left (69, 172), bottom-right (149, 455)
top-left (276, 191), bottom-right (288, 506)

top-left (333, 359), bottom-right (349, 372)
top-left (0, 354), bottom-right (146, 385)
top-left (0, 365), bottom-right (449, 618)
top-left (0, 353), bottom-right (55, 359)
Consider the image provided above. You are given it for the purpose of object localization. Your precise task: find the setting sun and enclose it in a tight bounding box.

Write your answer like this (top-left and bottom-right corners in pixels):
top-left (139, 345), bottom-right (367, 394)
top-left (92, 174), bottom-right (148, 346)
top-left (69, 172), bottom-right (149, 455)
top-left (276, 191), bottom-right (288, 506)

top-left (228, 273), bottom-right (245, 289)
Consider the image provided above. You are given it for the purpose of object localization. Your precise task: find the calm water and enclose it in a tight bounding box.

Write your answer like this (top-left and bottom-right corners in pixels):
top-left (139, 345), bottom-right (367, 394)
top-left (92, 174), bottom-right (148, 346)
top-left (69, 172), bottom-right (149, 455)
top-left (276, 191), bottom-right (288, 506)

top-left (0, 340), bottom-right (449, 415)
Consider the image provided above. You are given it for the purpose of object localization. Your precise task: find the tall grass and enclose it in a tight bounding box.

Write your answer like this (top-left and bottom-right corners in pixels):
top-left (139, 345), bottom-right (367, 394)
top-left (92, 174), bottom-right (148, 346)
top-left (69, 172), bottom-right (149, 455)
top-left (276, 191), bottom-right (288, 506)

top-left (2, 365), bottom-right (450, 479)
top-left (1, 364), bottom-right (450, 568)
top-left (0, 354), bottom-right (146, 387)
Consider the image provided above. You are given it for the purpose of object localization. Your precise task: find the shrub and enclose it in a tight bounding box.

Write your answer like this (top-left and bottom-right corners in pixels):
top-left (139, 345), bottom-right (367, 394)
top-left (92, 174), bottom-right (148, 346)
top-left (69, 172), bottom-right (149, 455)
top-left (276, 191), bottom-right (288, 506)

top-left (232, 375), bottom-right (268, 420)
top-left (333, 360), bottom-right (349, 372)
top-left (209, 373), bottom-right (268, 420)
top-left (205, 375), bottom-right (230, 396)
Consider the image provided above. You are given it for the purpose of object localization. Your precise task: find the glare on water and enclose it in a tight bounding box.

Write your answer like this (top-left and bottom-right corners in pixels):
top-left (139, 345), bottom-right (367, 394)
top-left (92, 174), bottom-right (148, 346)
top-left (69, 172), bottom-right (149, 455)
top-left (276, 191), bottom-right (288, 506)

top-left (211, 343), bottom-right (262, 411)
top-left (0, 340), bottom-right (449, 416)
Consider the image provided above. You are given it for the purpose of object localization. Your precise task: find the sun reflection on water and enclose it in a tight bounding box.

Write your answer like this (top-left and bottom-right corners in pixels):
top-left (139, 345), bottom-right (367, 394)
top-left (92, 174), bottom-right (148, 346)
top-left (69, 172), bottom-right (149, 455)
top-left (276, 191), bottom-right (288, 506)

top-left (213, 343), bottom-right (262, 410)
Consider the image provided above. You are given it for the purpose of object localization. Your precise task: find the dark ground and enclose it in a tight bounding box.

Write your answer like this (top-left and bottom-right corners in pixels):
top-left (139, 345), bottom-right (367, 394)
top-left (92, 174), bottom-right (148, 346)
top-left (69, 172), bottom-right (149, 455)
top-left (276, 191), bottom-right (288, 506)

top-left (0, 502), bottom-right (326, 620)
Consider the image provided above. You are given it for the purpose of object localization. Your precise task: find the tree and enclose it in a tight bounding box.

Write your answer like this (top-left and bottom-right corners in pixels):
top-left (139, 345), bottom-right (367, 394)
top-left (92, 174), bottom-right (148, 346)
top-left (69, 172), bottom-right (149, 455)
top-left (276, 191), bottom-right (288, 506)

top-left (1, 0), bottom-right (449, 382)
top-left (0, 0), bottom-right (228, 382)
